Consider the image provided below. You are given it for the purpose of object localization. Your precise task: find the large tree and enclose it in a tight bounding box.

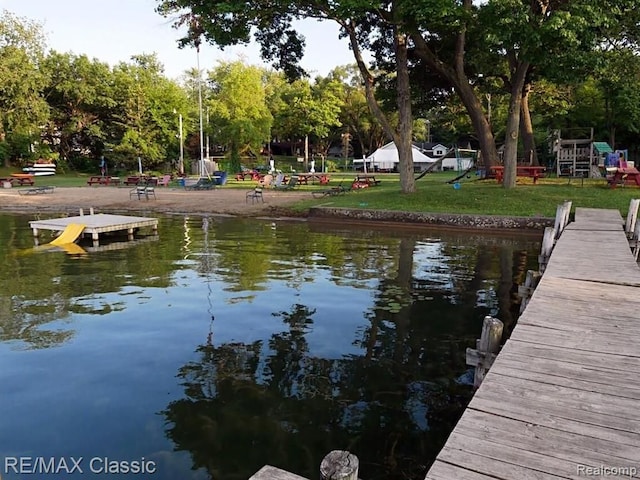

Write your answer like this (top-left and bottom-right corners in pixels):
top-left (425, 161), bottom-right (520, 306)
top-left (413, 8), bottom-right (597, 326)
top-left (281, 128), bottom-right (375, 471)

top-left (109, 54), bottom-right (188, 171)
top-left (206, 61), bottom-right (272, 173)
top-left (41, 52), bottom-right (115, 167)
top-left (0, 10), bottom-right (49, 166)
top-left (155, 0), bottom-right (419, 193)
top-left (270, 75), bottom-right (343, 168)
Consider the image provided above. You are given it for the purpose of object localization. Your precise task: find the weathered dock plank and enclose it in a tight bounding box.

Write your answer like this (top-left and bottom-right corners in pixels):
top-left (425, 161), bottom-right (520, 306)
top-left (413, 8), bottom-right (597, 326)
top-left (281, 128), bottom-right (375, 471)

top-left (490, 352), bottom-right (640, 399)
top-left (425, 207), bottom-right (640, 480)
top-left (249, 465), bottom-right (308, 480)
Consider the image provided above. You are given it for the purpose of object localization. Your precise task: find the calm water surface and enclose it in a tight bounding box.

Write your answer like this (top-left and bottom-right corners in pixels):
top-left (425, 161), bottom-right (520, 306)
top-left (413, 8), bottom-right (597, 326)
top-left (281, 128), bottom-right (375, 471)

top-left (0, 214), bottom-right (540, 480)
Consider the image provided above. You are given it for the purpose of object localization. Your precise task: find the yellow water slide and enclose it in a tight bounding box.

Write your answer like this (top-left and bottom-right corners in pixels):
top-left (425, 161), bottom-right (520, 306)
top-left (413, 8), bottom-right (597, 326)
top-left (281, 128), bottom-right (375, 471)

top-left (49, 223), bottom-right (86, 246)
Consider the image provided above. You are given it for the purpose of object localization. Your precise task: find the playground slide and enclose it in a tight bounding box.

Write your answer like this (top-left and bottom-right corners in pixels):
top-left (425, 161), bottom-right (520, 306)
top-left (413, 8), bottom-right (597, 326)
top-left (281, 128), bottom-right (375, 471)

top-left (49, 223), bottom-right (86, 246)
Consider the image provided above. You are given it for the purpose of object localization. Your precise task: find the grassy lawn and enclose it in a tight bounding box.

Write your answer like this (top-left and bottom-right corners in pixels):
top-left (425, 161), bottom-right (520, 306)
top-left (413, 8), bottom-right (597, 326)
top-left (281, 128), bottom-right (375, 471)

top-left (293, 172), bottom-right (640, 218)
top-left (2, 167), bottom-right (637, 218)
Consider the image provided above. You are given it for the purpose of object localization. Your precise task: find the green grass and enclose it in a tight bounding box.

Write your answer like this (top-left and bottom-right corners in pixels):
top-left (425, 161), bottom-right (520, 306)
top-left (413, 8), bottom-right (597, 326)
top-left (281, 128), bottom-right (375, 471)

top-left (3, 167), bottom-right (637, 218)
top-left (293, 172), bottom-right (640, 218)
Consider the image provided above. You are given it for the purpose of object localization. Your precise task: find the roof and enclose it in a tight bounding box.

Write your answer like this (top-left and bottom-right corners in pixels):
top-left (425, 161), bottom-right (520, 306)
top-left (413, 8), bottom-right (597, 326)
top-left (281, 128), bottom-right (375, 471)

top-left (593, 142), bottom-right (613, 153)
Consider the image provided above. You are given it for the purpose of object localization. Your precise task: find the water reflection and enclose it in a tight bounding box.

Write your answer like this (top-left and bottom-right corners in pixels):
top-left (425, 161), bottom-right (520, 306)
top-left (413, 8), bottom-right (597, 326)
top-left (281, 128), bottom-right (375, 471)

top-left (0, 213), bottom-right (540, 480)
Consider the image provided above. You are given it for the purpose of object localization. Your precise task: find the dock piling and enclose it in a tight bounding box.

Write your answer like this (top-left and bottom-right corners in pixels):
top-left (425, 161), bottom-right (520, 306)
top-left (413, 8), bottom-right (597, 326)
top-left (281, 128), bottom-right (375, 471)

top-left (517, 269), bottom-right (542, 314)
top-left (538, 226), bottom-right (556, 272)
top-left (625, 198), bottom-right (640, 239)
top-left (465, 316), bottom-right (503, 388)
top-left (553, 200), bottom-right (572, 240)
top-left (320, 451), bottom-right (359, 480)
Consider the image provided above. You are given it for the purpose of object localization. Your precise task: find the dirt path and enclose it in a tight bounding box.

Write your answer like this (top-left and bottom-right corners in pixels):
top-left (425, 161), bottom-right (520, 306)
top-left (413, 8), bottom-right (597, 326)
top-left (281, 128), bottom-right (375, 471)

top-left (0, 185), bottom-right (311, 216)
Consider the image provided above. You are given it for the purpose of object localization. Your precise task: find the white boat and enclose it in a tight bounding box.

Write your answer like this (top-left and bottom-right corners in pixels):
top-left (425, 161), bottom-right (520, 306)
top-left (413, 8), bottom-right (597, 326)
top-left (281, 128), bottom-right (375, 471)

top-left (23, 163), bottom-right (56, 176)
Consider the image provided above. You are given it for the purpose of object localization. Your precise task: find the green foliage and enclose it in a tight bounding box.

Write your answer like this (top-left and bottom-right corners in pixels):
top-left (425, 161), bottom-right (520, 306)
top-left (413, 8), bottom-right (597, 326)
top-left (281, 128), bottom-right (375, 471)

top-left (0, 11), bottom-right (49, 162)
top-left (271, 76), bottom-right (342, 145)
top-left (207, 61), bottom-right (273, 171)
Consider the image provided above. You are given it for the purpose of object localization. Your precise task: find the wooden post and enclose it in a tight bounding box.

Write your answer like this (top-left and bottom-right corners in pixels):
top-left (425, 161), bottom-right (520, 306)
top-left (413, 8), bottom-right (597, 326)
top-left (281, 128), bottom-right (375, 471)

top-left (465, 316), bottom-right (503, 388)
top-left (632, 219), bottom-right (640, 261)
top-left (320, 451), bottom-right (359, 480)
top-left (625, 199), bottom-right (640, 240)
top-left (518, 269), bottom-right (542, 315)
top-left (538, 226), bottom-right (556, 272)
top-left (553, 200), bottom-right (572, 240)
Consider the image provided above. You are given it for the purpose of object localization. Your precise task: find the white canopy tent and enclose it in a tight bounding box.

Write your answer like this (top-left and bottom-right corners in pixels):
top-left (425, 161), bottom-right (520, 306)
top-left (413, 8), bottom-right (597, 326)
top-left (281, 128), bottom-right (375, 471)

top-left (355, 142), bottom-right (436, 172)
top-left (355, 142), bottom-right (474, 172)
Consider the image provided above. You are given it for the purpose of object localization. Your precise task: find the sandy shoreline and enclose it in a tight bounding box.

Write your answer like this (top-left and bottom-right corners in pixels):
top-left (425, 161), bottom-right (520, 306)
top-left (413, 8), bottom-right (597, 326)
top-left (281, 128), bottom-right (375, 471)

top-left (0, 185), bottom-right (309, 217)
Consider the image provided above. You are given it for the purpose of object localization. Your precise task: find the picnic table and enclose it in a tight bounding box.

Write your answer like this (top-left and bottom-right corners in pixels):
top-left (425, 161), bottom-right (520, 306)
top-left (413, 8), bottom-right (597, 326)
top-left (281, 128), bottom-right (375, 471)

top-left (87, 176), bottom-right (121, 186)
top-left (607, 167), bottom-right (640, 188)
top-left (297, 173), bottom-right (330, 185)
top-left (10, 174), bottom-right (35, 186)
top-left (235, 171), bottom-right (260, 181)
top-left (352, 175), bottom-right (381, 188)
top-left (488, 166), bottom-right (546, 184)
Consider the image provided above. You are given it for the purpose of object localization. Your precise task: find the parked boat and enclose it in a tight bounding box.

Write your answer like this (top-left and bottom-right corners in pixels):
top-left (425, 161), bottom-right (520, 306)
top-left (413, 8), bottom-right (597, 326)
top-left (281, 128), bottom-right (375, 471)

top-left (23, 162), bottom-right (56, 176)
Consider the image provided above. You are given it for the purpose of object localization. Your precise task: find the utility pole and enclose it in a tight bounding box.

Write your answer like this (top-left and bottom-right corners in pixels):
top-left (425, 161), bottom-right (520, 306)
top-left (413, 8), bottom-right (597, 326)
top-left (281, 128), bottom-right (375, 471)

top-left (174, 109), bottom-right (184, 175)
top-left (178, 113), bottom-right (184, 175)
top-left (197, 46), bottom-right (205, 177)
top-left (206, 106), bottom-right (210, 161)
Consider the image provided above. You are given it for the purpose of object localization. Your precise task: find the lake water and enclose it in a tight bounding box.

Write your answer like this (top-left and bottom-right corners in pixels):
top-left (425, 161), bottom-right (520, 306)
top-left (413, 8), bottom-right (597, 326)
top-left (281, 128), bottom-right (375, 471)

top-left (0, 213), bottom-right (540, 480)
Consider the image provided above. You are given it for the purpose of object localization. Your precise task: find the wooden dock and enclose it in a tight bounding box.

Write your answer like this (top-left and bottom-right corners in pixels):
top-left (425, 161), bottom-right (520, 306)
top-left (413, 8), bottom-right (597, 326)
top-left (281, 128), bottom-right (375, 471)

top-left (425, 207), bottom-right (640, 479)
top-left (30, 212), bottom-right (158, 246)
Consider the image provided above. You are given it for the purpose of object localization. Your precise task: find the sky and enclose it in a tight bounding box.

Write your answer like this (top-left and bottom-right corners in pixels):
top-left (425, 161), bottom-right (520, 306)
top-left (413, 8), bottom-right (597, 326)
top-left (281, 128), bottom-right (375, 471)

top-left (0, 0), bottom-right (357, 80)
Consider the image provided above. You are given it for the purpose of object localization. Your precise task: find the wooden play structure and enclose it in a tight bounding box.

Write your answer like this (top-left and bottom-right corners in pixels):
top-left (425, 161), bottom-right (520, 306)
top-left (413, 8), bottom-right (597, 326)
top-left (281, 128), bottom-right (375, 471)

top-left (554, 129), bottom-right (613, 178)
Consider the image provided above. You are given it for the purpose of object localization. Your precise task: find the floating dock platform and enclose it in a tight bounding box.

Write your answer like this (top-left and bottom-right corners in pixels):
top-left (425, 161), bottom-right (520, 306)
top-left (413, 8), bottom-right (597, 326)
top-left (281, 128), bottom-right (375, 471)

top-left (30, 212), bottom-right (158, 246)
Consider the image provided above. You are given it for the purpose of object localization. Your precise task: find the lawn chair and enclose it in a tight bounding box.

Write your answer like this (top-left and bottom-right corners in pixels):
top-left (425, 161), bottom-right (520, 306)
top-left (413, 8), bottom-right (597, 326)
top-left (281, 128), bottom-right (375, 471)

top-left (274, 176), bottom-right (298, 191)
top-left (157, 174), bottom-right (171, 187)
top-left (273, 173), bottom-right (286, 188)
top-left (129, 185), bottom-right (156, 200)
top-left (246, 187), bottom-right (264, 204)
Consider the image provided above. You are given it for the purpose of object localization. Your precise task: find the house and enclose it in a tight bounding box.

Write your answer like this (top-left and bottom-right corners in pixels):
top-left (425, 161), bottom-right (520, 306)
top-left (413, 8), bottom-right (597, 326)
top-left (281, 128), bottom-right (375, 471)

top-left (355, 142), bottom-right (474, 172)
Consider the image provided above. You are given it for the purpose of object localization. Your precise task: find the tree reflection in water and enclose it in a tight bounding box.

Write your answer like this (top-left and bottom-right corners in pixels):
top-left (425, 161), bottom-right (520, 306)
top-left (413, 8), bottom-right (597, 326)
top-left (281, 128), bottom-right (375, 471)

top-left (162, 302), bottom-right (473, 480)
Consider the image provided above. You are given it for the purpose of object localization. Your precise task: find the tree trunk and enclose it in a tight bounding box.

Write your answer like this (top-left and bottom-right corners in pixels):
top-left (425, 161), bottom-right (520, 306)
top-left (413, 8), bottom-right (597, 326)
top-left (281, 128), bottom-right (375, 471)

top-left (409, 0), bottom-right (500, 168)
top-left (345, 21), bottom-right (414, 193)
top-left (519, 83), bottom-right (538, 166)
top-left (456, 82), bottom-right (499, 167)
top-left (502, 60), bottom-right (530, 189)
top-left (393, 31), bottom-right (415, 193)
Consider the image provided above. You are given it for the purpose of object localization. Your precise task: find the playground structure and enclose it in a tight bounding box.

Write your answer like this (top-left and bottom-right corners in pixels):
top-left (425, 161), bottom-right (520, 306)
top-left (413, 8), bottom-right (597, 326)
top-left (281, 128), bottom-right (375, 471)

top-left (553, 129), bottom-right (615, 178)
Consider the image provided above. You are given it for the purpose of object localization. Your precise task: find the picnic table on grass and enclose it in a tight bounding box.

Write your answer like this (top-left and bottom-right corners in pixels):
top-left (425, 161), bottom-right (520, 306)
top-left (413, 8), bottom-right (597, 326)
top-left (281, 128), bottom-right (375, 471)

top-left (87, 176), bottom-right (121, 186)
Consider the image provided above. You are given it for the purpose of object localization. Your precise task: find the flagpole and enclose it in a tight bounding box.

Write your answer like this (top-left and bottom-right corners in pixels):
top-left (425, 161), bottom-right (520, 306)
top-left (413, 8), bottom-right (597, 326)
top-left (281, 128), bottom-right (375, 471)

top-left (197, 46), bottom-right (205, 177)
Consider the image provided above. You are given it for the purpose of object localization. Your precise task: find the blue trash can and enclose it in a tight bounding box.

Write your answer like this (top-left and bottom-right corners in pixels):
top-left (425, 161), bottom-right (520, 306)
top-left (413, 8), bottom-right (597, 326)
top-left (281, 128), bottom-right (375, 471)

top-left (178, 178), bottom-right (185, 187)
